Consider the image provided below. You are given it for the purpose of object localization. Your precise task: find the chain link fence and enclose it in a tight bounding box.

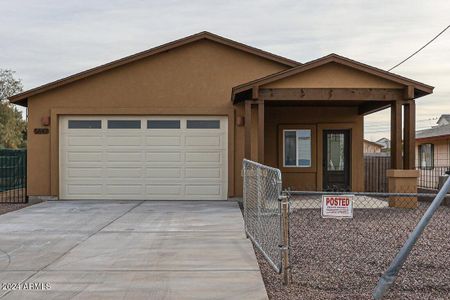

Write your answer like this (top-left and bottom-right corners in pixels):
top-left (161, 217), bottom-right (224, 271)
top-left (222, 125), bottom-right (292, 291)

top-left (286, 191), bottom-right (450, 299)
top-left (242, 159), bottom-right (283, 273)
top-left (242, 159), bottom-right (450, 299)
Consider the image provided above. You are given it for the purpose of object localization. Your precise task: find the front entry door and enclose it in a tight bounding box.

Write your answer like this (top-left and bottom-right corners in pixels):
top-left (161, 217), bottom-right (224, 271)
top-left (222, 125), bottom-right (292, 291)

top-left (323, 130), bottom-right (351, 191)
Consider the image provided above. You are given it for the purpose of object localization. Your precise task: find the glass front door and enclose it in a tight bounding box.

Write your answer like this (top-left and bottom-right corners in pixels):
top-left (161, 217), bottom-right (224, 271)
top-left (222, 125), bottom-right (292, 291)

top-left (323, 130), bottom-right (351, 191)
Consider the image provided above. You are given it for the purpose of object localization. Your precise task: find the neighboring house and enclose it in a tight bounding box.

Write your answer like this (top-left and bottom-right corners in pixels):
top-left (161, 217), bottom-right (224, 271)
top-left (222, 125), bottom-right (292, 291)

top-left (416, 116), bottom-right (450, 168)
top-left (376, 137), bottom-right (391, 152)
top-left (363, 139), bottom-right (383, 154)
top-left (9, 31), bottom-right (433, 200)
top-left (436, 114), bottom-right (450, 126)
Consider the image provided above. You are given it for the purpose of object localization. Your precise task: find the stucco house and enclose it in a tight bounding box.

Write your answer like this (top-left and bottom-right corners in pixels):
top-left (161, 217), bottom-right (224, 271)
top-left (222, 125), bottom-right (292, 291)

top-left (363, 139), bottom-right (384, 154)
top-left (10, 32), bottom-right (433, 201)
top-left (416, 115), bottom-right (450, 168)
top-left (376, 137), bottom-right (391, 152)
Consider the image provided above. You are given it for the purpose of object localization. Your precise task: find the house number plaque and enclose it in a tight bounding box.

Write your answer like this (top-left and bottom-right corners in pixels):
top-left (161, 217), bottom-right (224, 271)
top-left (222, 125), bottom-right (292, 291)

top-left (34, 128), bottom-right (49, 134)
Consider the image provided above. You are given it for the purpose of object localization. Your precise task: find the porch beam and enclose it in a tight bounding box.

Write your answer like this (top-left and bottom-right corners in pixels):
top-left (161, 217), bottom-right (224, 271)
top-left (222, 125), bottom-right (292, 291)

top-left (258, 101), bottom-right (265, 163)
top-left (244, 100), bottom-right (252, 159)
top-left (404, 85), bottom-right (415, 100)
top-left (358, 101), bottom-right (391, 115)
top-left (259, 88), bottom-right (404, 101)
top-left (390, 101), bottom-right (403, 169)
top-left (403, 100), bottom-right (416, 169)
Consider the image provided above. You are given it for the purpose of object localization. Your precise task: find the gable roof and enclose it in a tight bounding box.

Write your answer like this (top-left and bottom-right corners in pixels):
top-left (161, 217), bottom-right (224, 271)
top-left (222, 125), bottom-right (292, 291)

top-left (364, 139), bottom-right (384, 148)
top-left (232, 53), bottom-right (434, 102)
top-left (437, 114), bottom-right (450, 125)
top-left (376, 137), bottom-right (390, 143)
top-left (10, 31), bottom-right (301, 106)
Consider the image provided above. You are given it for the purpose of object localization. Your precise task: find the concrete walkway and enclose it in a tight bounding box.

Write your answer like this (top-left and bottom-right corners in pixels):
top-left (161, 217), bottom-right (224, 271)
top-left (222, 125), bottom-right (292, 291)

top-left (0, 201), bottom-right (267, 299)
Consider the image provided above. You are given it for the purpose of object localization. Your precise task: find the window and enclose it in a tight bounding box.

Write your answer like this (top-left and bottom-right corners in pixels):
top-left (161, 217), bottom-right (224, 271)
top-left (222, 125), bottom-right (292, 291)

top-left (187, 120), bottom-right (220, 129)
top-left (107, 120), bottom-right (141, 129)
top-left (419, 143), bottom-right (434, 169)
top-left (284, 129), bottom-right (312, 167)
top-left (326, 133), bottom-right (345, 171)
top-left (147, 120), bottom-right (180, 129)
top-left (68, 120), bottom-right (101, 129)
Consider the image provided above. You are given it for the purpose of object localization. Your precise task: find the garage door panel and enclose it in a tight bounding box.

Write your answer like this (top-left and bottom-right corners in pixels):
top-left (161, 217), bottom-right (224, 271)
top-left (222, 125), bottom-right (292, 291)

top-left (105, 167), bottom-right (143, 178)
top-left (146, 185), bottom-right (183, 196)
top-left (63, 131), bottom-right (103, 137)
top-left (60, 116), bottom-right (227, 200)
top-left (106, 136), bottom-right (142, 146)
top-left (68, 136), bottom-right (104, 146)
top-left (106, 152), bottom-right (144, 162)
top-left (146, 168), bottom-right (182, 178)
top-left (185, 168), bottom-right (221, 179)
top-left (67, 184), bottom-right (103, 195)
top-left (67, 152), bottom-right (103, 162)
top-left (185, 152), bottom-right (221, 163)
top-left (146, 152), bottom-right (182, 162)
top-left (185, 185), bottom-right (221, 196)
top-left (185, 135), bottom-right (222, 147)
top-left (106, 184), bottom-right (144, 195)
top-left (146, 136), bottom-right (181, 146)
top-left (67, 168), bottom-right (103, 178)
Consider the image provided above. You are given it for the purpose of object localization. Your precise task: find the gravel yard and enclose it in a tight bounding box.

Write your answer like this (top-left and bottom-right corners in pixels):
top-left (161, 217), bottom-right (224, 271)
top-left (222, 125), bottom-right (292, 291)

top-left (0, 203), bottom-right (31, 215)
top-left (253, 202), bottom-right (450, 299)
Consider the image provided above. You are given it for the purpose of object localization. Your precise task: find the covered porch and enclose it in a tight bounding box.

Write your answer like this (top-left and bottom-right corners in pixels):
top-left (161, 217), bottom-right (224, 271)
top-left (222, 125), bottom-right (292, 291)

top-left (232, 54), bottom-right (433, 192)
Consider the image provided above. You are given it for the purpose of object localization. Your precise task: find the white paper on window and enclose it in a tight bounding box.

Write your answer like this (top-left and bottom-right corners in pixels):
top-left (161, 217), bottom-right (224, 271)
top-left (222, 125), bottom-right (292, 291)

top-left (297, 130), bottom-right (311, 167)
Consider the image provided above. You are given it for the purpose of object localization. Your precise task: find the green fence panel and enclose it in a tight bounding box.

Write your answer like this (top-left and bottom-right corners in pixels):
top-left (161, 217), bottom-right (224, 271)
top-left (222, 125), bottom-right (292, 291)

top-left (0, 149), bottom-right (27, 193)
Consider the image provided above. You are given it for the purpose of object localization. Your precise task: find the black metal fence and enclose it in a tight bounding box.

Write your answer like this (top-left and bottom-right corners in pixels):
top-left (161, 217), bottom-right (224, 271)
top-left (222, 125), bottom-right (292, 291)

top-left (364, 154), bottom-right (450, 192)
top-left (0, 149), bottom-right (27, 203)
top-left (364, 155), bottom-right (390, 192)
top-left (287, 191), bottom-right (450, 299)
top-left (417, 166), bottom-right (450, 190)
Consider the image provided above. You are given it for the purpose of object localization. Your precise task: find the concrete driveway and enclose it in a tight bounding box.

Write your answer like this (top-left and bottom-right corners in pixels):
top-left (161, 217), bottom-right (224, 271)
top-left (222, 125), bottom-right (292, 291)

top-left (0, 201), bottom-right (267, 299)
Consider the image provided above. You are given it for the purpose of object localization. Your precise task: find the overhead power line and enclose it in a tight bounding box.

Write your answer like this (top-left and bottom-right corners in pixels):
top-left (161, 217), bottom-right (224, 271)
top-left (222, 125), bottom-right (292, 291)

top-left (364, 118), bottom-right (438, 130)
top-left (388, 24), bottom-right (450, 71)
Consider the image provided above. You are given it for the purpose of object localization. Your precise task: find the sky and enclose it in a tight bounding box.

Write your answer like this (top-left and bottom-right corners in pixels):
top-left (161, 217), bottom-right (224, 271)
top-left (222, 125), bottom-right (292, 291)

top-left (0, 0), bottom-right (449, 141)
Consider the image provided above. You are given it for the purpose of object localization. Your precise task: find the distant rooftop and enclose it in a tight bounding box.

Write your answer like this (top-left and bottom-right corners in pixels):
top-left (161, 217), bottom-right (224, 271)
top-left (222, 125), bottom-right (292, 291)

top-left (416, 114), bottom-right (450, 139)
top-left (416, 123), bottom-right (450, 139)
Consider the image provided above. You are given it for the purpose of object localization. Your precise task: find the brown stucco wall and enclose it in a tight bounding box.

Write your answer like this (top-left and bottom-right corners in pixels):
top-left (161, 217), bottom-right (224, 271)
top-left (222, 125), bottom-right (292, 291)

top-left (264, 105), bottom-right (364, 191)
top-left (262, 62), bottom-right (404, 89)
top-left (27, 39), bottom-right (289, 197)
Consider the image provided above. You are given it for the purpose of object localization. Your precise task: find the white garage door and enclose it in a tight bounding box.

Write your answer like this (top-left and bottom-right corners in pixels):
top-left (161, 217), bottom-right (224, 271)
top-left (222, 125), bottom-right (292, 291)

top-left (59, 116), bottom-right (228, 200)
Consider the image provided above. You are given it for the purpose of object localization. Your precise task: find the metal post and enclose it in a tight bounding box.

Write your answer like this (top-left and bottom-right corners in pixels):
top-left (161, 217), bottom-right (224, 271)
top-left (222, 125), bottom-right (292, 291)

top-left (242, 163), bottom-right (249, 238)
top-left (373, 173), bottom-right (450, 299)
top-left (279, 193), bottom-right (291, 286)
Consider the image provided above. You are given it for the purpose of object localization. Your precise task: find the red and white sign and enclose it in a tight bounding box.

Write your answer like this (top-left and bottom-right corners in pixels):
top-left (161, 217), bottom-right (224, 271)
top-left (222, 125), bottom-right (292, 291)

top-left (321, 195), bottom-right (353, 218)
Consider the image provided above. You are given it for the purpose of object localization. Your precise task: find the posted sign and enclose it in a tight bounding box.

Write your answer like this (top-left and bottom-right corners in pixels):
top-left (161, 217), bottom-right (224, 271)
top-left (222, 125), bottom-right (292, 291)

top-left (321, 195), bottom-right (353, 219)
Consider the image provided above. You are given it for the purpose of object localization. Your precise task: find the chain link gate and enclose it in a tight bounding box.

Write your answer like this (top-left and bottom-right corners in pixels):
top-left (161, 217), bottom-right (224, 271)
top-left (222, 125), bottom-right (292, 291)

top-left (242, 159), bottom-right (289, 279)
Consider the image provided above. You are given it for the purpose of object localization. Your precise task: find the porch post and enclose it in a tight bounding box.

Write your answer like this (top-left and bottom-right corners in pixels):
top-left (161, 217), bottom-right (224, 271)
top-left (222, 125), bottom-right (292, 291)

top-left (245, 100), bottom-right (252, 159)
top-left (388, 100), bottom-right (419, 207)
top-left (390, 101), bottom-right (402, 169)
top-left (258, 101), bottom-right (264, 163)
top-left (403, 100), bottom-right (416, 169)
